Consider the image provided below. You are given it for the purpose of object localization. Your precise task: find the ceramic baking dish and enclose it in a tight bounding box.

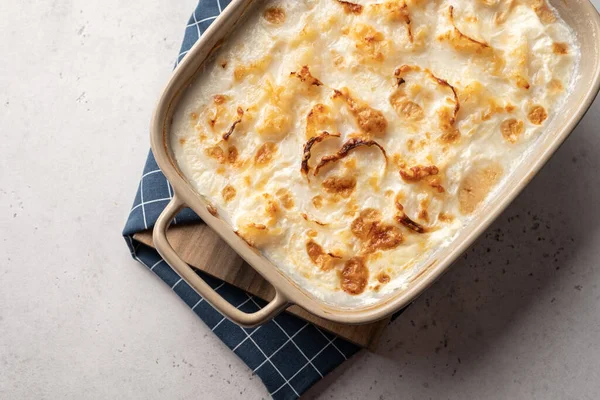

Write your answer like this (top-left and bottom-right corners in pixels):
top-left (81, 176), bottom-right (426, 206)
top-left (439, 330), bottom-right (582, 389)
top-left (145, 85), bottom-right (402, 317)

top-left (152, 0), bottom-right (600, 327)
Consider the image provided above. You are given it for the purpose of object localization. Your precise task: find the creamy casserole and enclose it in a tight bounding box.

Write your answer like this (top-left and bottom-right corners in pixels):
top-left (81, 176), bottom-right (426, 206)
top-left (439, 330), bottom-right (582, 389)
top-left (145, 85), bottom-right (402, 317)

top-left (170, 0), bottom-right (578, 307)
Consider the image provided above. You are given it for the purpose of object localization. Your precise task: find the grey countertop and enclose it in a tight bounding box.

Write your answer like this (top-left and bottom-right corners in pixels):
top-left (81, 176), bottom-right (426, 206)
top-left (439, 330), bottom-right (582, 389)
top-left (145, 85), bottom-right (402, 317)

top-left (1, 0), bottom-right (600, 399)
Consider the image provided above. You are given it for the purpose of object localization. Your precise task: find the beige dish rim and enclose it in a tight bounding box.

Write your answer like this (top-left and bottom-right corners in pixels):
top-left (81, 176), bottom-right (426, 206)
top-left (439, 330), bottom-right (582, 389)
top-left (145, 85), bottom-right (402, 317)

top-left (151, 0), bottom-right (600, 327)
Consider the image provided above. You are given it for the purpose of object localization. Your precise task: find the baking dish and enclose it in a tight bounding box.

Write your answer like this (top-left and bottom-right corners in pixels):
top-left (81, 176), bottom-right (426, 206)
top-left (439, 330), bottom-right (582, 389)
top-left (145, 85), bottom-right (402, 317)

top-left (152, 0), bottom-right (600, 327)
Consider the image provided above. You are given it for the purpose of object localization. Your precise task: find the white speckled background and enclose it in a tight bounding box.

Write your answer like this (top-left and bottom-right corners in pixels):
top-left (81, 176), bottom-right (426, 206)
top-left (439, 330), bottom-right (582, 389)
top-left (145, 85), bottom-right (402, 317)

top-left (1, 0), bottom-right (600, 399)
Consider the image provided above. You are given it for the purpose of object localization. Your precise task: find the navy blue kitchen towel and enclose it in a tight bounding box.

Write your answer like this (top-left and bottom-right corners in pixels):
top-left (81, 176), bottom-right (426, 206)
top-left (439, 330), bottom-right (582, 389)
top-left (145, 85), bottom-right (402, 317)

top-left (123, 1), bottom-right (362, 398)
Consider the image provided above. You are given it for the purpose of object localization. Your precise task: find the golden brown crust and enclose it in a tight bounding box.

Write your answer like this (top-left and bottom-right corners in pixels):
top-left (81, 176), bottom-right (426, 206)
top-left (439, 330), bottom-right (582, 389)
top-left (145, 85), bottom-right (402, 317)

top-left (301, 213), bottom-right (328, 226)
top-left (552, 42), bottom-right (568, 54)
top-left (351, 208), bottom-right (382, 240)
top-left (399, 165), bottom-right (439, 182)
top-left (341, 257), bottom-right (369, 295)
top-left (399, 165), bottom-right (445, 192)
top-left (233, 55), bottom-right (272, 81)
top-left (213, 94), bottom-right (227, 105)
top-left (530, 0), bottom-right (556, 24)
top-left (438, 212), bottom-right (455, 222)
top-left (291, 65), bottom-right (323, 87)
top-left (314, 138), bottom-right (388, 176)
top-left (368, 1), bottom-right (413, 42)
top-left (458, 163), bottom-right (503, 214)
top-left (441, 6), bottom-right (491, 53)
top-left (205, 146), bottom-right (226, 163)
top-left (209, 95), bottom-right (229, 128)
top-left (500, 118), bottom-right (524, 143)
top-left (306, 103), bottom-right (333, 139)
top-left (322, 175), bottom-right (357, 198)
top-left (428, 177), bottom-right (446, 193)
top-left (301, 131), bottom-right (340, 175)
top-left (389, 93), bottom-right (424, 121)
top-left (363, 224), bottom-right (403, 253)
top-left (377, 272), bottom-right (391, 284)
top-left (394, 65), bottom-right (460, 141)
top-left (351, 208), bottom-right (403, 253)
top-left (549, 79), bottom-right (564, 93)
top-left (344, 23), bottom-right (389, 62)
top-left (312, 195), bottom-right (324, 209)
top-left (254, 142), bottom-right (278, 166)
top-left (528, 105), bottom-right (548, 125)
top-left (227, 146), bottom-right (238, 164)
top-left (433, 79), bottom-right (460, 126)
top-left (264, 194), bottom-right (280, 219)
top-left (276, 188), bottom-right (295, 209)
top-left (206, 145), bottom-right (239, 165)
top-left (235, 223), bottom-right (271, 248)
top-left (306, 240), bottom-right (340, 271)
top-left (335, 88), bottom-right (388, 136)
top-left (263, 7), bottom-right (286, 24)
top-left (336, 0), bottom-right (363, 14)
top-left (222, 185), bottom-right (236, 202)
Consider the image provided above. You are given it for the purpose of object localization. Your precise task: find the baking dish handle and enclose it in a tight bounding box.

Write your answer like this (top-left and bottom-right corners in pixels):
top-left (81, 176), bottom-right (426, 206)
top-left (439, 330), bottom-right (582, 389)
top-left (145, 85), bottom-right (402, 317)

top-left (153, 195), bottom-right (289, 328)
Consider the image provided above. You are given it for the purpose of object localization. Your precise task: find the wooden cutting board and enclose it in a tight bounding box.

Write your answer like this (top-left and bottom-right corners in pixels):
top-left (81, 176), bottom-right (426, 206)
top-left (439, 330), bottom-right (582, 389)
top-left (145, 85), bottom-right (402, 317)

top-left (134, 223), bottom-right (390, 350)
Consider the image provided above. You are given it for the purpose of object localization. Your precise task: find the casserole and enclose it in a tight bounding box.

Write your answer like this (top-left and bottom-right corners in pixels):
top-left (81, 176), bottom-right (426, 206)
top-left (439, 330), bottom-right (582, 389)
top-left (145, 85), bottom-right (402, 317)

top-left (152, 0), bottom-right (600, 326)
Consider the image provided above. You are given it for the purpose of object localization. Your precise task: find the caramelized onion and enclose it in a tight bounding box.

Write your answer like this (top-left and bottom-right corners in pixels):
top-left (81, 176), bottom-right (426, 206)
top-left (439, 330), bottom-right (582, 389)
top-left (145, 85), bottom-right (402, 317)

top-left (314, 138), bottom-right (388, 176)
top-left (301, 131), bottom-right (340, 175)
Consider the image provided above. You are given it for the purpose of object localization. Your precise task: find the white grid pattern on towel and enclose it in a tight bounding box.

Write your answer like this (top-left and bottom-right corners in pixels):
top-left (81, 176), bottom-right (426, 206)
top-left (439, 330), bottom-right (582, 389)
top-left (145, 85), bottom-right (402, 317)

top-left (127, 234), bottom-right (353, 398)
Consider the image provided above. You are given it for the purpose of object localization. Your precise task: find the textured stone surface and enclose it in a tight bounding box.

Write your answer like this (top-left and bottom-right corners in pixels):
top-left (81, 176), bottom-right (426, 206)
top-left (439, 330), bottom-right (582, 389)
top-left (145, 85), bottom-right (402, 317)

top-left (2, 0), bottom-right (600, 399)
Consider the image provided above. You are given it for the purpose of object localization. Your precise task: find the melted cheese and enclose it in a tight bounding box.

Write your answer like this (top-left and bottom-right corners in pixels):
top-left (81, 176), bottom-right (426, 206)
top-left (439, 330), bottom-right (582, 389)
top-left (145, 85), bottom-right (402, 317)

top-left (171, 0), bottom-right (578, 307)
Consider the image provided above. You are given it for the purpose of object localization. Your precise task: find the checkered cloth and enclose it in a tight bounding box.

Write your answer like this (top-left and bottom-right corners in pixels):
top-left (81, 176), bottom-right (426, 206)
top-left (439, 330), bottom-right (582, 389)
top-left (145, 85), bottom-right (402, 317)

top-left (123, 1), bottom-right (362, 398)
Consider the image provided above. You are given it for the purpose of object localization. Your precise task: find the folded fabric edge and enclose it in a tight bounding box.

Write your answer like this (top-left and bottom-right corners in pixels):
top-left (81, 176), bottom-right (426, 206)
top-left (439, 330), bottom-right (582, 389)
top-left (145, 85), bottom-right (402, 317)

top-left (123, 234), bottom-right (361, 399)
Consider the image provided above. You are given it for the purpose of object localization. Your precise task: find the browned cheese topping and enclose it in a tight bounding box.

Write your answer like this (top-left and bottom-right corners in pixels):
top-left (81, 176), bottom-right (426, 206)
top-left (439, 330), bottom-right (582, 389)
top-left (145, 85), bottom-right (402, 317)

top-left (458, 163), bottom-right (504, 214)
top-left (393, 65), bottom-right (460, 143)
top-left (390, 93), bottom-right (424, 121)
top-left (205, 145), bottom-right (239, 165)
top-left (222, 185), bottom-right (237, 202)
top-left (306, 103), bottom-right (333, 138)
top-left (254, 142), bottom-right (278, 166)
top-left (322, 175), bottom-right (358, 198)
top-left (291, 65), bottom-right (323, 87)
top-left (368, 1), bottom-right (413, 41)
top-left (172, 0), bottom-right (576, 301)
top-left (340, 257), bottom-right (369, 294)
top-left (335, 88), bottom-right (388, 136)
top-left (377, 272), bottom-right (391, 284)
top-left (500, 118), bottom-right (524, 143)
top-left (400, 165), bottom-right (440, 181)
top-left (530, 0), bottom-right (557, 24)
top-left (440, 6), bottom-right (492, 53)
top-left (306, 240), bottom-right (341, 271)
top-left (351, 208), bottom-right (404, 254)
top-left (336, 0), bottom-right (363, 15)
top-left (276, 188), bottom-right (295, 209)
top-left (553, 42), bottom-right (568, 55)
top-left (263, 7), bottom-right (286, 24)
top-left (528, 105), bottom-right (548, 125)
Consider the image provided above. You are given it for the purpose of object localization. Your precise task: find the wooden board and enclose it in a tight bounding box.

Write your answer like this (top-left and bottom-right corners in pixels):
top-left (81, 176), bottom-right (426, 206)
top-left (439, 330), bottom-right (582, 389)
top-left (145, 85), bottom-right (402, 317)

top-left (134, 223), bottom-right (390, 350)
